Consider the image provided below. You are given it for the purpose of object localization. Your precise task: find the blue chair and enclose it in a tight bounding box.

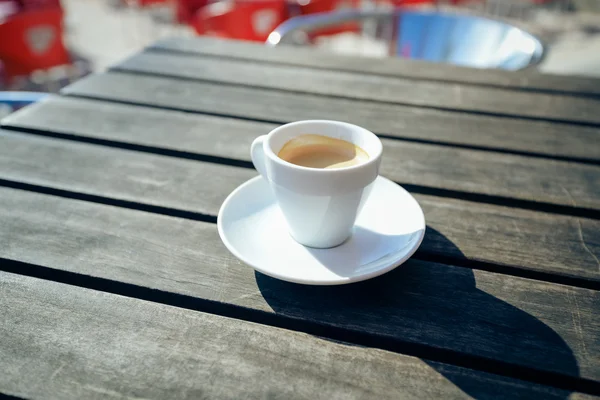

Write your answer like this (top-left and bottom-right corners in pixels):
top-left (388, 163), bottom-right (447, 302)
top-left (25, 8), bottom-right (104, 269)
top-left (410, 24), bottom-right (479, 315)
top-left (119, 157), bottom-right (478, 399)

top-left (0, 91), bottom-right (48, 118)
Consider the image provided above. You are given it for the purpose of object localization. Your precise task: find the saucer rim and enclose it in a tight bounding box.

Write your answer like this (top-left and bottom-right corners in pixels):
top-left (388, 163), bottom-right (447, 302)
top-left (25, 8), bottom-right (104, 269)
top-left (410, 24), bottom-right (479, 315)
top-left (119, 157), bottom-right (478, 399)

top-left (217, 175), bottom-right (426, 285)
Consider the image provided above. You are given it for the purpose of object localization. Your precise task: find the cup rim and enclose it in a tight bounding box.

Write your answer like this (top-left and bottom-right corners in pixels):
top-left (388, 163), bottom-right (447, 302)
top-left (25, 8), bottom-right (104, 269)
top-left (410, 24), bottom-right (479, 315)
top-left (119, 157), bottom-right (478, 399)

top-left (264, 120), bottom-right (382, 173)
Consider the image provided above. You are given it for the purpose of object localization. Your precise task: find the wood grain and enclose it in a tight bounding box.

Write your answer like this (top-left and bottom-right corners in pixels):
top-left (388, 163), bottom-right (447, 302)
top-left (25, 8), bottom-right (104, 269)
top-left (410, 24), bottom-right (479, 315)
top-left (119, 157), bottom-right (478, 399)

top-left (112, 51), bottom-right (600, 126)
top-left (151, 36), bottom-right (600, 98)
top-left (57, 72), bottom-right (600, 163)
top-left (18, 92), bottom-right (600, 211)
top-left (3, 38), bottom-right (599, 399)
top-left (1, 188), bottom-right (599, 388)
top-left (0, 130), bottom-right (598, 284)
top-left (5, 272), bottom-right (581, 400)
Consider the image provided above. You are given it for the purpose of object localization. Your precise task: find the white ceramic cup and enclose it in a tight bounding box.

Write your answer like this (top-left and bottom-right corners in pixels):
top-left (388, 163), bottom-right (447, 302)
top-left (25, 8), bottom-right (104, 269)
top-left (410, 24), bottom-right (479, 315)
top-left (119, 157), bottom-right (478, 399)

top-left (251, 120), bottom-right (383, 248)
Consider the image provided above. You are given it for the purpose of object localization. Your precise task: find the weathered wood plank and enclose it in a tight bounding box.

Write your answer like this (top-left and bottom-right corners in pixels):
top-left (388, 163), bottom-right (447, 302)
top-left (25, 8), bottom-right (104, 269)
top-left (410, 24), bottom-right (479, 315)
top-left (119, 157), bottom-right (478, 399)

top-left (112, 51), bottom-right (600, 126)
top-left (6, 273), bottom-right (581, 400)
top-left (0, 130), bottom-right (598, 284)
top-left (151, 36), bottom-right (600, 97)
top-left (58, 72), bottom-right (600, 163)
top-left (1, 189), bottom-right (599, 388)
top-left (11, 95), bottom-right (600, 212)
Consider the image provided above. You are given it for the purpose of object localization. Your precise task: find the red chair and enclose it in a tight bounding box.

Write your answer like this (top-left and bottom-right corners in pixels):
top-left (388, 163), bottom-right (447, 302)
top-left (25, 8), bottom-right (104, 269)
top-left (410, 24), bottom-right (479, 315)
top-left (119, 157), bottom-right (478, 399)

top-left (0, 8), bottom-right (70, 84)
top-left (120, 0), bottom-right (171, 7)
top-left (18, 0), bottom-right (63, 9)
top-left (194, 0), bottom-right (289, 42)
top-left (175, 0), bottom-right (210, 23)
top-left (296, 0), bottom-right (359, 15)
top-left (376, 0), bottom-right (434, 7)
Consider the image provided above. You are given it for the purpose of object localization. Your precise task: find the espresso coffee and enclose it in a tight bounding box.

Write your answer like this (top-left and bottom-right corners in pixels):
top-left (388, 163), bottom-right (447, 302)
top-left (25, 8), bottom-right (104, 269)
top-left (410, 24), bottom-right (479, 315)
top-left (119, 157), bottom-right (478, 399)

top-left (278, 134), bottom-right (369, 169)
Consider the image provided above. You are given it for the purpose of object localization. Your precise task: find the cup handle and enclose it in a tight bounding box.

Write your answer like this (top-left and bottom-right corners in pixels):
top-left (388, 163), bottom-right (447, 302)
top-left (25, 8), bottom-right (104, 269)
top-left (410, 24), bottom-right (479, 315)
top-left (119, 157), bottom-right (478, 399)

top-left (251, 135), bottom-right (268, 179)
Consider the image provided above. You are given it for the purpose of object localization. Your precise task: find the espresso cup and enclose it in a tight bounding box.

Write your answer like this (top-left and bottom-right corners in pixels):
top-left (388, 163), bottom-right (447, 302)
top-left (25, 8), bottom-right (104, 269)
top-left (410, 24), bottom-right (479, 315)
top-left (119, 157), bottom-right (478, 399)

top-left (251, 120), bottom-right (383, 248)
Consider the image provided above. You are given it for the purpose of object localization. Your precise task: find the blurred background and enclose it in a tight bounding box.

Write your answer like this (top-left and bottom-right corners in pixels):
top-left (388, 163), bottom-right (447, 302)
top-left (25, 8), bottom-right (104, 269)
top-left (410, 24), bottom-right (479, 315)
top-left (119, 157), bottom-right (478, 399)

top-left (1, 0), bottom-right (600, 116)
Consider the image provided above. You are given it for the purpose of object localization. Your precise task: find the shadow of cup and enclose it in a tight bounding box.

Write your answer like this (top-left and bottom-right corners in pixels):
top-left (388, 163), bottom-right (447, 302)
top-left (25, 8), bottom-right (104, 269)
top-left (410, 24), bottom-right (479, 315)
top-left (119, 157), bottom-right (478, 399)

top-left (255, 227), bottom-right (578, 398)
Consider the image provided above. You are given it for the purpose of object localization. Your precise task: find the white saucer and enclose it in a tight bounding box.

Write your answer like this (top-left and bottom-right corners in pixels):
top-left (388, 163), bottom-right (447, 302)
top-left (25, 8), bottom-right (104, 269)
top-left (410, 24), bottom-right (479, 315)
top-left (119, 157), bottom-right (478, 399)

top-left (217, 175), bottom-right (426, 285)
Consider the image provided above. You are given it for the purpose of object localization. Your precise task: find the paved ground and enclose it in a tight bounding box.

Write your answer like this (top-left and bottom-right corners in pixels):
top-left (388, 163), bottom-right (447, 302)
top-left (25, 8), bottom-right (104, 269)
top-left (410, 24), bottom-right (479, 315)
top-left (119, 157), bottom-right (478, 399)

top-left (529, 8), bottom-right (600, 76)
top-left (62, 0), bottom-right (194, 73)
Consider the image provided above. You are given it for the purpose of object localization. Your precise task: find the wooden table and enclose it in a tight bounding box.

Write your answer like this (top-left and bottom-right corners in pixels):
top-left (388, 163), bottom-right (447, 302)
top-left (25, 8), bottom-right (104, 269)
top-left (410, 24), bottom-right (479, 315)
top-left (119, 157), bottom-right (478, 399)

top-left (1, 37), bottom-right (599, 399)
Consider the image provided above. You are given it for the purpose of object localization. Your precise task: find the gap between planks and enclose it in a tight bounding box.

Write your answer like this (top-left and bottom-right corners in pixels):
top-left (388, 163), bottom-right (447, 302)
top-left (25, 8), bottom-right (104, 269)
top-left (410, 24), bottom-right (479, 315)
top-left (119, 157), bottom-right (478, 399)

top-left (2, 123), bottom-right (600, 222)
top-left (54, 71), bottom-right (600, 164)
top-left (4, 95), bottom-right (600, 167)
top-left (147, 37), bottom-right (600, 99)
top-left (0, 177), bottom-right (598, 292)
top-left (3, 269), bottom-right (598, 400)
top-left (109, 68), bottom-right (600, 130)
top-left (1, 257), bottom-right (599, 397)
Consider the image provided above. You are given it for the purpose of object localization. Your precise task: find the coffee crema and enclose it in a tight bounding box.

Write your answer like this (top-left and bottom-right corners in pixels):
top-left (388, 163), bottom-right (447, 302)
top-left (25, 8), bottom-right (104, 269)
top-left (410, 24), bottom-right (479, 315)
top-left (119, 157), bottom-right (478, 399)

top-left (277, 134), bottom-right (369, 169)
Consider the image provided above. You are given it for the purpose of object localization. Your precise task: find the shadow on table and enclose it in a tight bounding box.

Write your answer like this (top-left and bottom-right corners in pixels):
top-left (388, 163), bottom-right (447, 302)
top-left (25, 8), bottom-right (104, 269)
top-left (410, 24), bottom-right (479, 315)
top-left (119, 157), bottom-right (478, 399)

top-left (255, 227), bottom-right (578, 399)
